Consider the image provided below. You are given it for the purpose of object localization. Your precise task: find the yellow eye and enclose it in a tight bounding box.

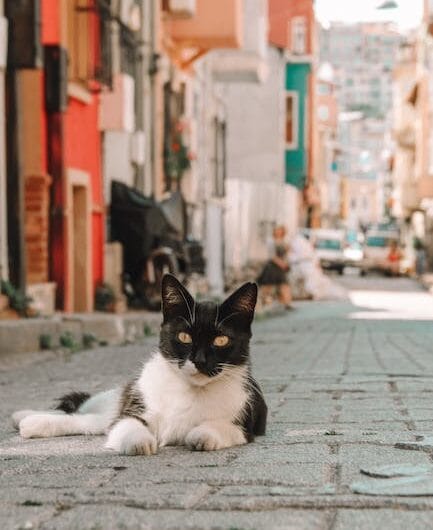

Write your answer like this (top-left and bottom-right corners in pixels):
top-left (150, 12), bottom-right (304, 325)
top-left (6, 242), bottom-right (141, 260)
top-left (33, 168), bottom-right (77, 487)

top-left (213, 335), bottom-right (229, 347)
top-left (178, 332), bottom-right (192, 344)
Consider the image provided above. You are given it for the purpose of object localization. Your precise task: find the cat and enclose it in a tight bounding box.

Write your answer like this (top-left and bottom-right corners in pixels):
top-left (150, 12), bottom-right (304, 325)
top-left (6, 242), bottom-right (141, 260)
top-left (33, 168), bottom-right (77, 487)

top-left (11, 274), bottom-right (267, 455)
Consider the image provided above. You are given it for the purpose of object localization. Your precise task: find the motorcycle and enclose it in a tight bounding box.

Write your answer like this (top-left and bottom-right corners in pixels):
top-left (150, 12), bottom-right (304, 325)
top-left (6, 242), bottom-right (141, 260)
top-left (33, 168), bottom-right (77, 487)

top-left (110, 181), bottom-right (205, 310)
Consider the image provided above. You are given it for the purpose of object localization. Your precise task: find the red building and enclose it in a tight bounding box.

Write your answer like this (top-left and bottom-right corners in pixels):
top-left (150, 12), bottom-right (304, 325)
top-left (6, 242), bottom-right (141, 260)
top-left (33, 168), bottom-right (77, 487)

top-left (6, 0), bottom-right (106, 312)
top-left (43, 0), bottom-right (105, 312)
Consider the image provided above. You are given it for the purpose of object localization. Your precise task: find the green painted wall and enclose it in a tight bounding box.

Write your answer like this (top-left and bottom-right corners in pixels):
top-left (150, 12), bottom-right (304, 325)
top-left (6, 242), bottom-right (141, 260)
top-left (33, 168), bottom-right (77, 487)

top-left (285, 63), bottom-right (311, 190)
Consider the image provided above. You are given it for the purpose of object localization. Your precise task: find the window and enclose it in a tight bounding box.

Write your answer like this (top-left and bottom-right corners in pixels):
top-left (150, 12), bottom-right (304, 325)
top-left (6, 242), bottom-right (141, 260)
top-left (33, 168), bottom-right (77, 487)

top-left (285, 92), bottom-right (299, 149)
top-left (317, 83), bottom-right (330, 95)
top-left (317, 105), bottom-right (330, 121)
top-left (67, 0), bottom-right (113, 88)
top-left (314, 239), bottom-right (342, 250)
top-left (213, 118), bottom-right (226, 198)
top-left (291, 17), bottom-right (307, 55)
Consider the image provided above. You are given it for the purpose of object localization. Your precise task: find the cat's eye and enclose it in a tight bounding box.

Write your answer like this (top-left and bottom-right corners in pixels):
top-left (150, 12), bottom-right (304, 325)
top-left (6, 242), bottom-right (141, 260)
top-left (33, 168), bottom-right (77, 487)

top-left (178, 332), bottom-right (192, 344)
top-left (213, 335), bottom-right (229, 347)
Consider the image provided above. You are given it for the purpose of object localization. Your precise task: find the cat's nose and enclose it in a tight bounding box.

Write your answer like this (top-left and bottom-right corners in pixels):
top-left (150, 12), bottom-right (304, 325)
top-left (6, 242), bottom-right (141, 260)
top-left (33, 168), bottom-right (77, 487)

top-left (193, 350), bottom-right (207, 371)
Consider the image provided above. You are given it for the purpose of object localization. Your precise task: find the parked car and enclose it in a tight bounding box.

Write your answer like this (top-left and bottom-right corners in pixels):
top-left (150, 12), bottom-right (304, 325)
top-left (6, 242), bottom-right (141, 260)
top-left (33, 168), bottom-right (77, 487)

top-left (343, 241), bottom-right (364, 267)
top-left (359, 230), bottom-right (400, 276)
top-left (312, 229), bottom-right (346, 275)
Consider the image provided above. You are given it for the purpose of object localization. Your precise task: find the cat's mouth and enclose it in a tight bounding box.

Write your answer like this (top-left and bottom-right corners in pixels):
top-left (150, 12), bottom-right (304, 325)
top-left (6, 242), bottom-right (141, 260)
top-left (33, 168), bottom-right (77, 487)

top-left (180, 360), bottom-right (222, 386)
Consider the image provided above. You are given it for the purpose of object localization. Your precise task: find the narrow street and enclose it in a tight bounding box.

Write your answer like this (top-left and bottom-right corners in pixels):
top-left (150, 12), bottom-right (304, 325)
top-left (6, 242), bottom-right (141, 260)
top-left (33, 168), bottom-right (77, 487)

top-left (1, 276), bottom-right (433, 529)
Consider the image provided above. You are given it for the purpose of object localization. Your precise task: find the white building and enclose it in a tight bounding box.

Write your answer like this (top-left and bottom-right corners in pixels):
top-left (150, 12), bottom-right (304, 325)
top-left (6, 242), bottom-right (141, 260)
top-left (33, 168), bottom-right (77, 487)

top-left (320, 22), bottom-right (402, 119)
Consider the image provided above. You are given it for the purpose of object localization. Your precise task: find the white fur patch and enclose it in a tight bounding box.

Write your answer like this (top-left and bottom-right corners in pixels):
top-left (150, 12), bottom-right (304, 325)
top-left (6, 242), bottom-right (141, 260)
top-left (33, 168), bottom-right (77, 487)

top-left (185, 420), bottom-right (247, 451)
top-left (19, 413), bottom-right (110, 438)
top-left (136, 353), bottom-right (249, 448)
top-left (11, 409), bottom-right (65, 429)
top-left (105, 417), bottom-right (157, 456)
top-left (182, 360), bottom-right (199, 376)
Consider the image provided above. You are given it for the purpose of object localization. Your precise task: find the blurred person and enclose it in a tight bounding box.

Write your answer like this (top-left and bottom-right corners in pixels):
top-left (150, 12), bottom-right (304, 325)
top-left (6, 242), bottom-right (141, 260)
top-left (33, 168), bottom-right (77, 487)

top-left (257, 225), bottom-right (293, 309)
top-left (414, 238), bottom-right (427, 277)
top-left (386, 240), bottom-right (402, 276)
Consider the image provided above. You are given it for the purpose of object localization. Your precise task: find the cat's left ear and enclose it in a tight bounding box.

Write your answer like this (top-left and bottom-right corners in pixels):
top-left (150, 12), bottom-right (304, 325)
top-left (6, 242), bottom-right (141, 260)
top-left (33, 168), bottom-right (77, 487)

top-left (219, 282), bottom-right (258, 328)
top-left (161, 274), bottom-right (195, 323)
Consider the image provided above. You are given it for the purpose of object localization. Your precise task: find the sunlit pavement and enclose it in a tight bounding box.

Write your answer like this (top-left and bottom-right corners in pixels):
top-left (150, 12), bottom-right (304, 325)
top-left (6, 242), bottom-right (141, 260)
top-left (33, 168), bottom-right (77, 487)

top-left (339, 274), bottom-right (433, 321)
top-left (2, 275), bottom-right (433, 529)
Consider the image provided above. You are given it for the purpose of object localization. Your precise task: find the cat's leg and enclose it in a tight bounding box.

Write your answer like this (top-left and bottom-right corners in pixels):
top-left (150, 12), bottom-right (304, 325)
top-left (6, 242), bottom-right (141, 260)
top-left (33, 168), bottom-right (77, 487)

top-left (18, 413), bottom-right (109, 438)
top-left (185, 420), bottom-right (247, 451)
top-left (105, 417), bottom-right (158, 456)
top-left (11, 409), bottom-right (65, 430)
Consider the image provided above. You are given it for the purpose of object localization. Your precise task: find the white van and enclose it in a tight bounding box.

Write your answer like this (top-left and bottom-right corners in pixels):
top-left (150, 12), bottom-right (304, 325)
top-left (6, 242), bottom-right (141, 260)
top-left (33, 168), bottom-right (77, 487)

top-left (312, 229), bottom-right (347, 275)
top-left (360, 230), bottom-right (400, 275)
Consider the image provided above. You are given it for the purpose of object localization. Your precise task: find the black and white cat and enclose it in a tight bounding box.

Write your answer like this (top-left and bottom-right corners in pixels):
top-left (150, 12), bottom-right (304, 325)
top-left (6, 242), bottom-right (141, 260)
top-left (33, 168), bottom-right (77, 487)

top-left (12, 275), bottom-right (267, 455)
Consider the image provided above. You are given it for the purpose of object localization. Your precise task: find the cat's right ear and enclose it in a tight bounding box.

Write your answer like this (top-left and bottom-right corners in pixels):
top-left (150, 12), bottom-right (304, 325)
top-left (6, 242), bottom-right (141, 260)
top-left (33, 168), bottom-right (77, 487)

top-left (161, 274), bottom-right (195, 324)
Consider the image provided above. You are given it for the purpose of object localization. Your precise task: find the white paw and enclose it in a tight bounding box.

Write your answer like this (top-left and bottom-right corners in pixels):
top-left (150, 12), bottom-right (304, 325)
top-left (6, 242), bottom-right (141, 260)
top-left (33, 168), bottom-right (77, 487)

top-left (185, 424), bottom-right (246, 451)
top-left (105, 418), bottom-right (158, 456)
top-left (11, 410), bottom-right (37, 429)
top-left (19, 415), bottom-right (58, 439)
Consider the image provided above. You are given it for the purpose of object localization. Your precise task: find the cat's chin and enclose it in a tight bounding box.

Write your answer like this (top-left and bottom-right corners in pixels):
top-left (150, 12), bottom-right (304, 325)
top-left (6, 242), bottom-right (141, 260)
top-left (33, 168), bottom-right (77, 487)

top-left (183, 372), bottom-right (214, 387)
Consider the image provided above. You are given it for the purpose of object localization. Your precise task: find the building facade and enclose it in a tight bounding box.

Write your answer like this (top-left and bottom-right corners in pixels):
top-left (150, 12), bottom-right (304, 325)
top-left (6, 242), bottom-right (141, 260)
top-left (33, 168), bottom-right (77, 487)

top-left (0, 0), bottom-right (7, 282)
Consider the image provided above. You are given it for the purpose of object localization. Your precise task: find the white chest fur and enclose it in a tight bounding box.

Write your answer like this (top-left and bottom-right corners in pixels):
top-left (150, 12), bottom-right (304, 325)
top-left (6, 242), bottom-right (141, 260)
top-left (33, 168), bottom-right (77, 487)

top-left (137, 353), bottom-right (248, 446)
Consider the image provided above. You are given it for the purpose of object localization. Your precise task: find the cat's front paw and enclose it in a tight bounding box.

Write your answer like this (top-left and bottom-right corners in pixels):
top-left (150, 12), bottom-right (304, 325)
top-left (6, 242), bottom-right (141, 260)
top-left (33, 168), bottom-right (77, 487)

top-left (11, 410), bottom-right (37, 430)
top-left (186, 423), bottom-right (246, 451)
top-left (19, 414), bottom-right (57, 438)
top-left (105, 418), bottom-right (158, 456)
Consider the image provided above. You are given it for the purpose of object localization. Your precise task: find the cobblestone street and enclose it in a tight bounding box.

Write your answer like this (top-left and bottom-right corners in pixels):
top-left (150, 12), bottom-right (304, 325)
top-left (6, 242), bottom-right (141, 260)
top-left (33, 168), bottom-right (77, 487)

top-left (2, 276), bottom-right (433, 529)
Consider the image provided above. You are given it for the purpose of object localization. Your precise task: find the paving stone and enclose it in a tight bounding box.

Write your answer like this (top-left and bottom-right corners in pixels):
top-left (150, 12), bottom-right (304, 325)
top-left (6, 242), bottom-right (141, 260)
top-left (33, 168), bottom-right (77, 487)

top-left (334, 509), bottom-right (433, 530)
top-left (1, 277), bottom-right (433, 528)
top-left (40, 506), bottom-right (332, 530)
top-left (360, 463), bottom-right (433, 478)
top-left (351, 474), bottom-right (433, 496)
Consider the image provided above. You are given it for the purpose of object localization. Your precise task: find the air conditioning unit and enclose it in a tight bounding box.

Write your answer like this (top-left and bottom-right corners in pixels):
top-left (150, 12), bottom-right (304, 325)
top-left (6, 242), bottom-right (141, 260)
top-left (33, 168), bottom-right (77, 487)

top-left (166, 0), bottom-right (196, 18)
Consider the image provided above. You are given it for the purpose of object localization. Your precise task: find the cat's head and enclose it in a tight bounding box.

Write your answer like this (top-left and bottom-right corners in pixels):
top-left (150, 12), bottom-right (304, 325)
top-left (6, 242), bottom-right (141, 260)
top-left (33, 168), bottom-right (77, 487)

top-left (159, 274), bottom-right (257, 386)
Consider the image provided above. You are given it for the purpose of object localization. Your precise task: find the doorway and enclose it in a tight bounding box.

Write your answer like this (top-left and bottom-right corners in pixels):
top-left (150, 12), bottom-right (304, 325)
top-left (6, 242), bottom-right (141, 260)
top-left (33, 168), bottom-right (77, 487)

top-left (68, 169), bottom-right (92, 312)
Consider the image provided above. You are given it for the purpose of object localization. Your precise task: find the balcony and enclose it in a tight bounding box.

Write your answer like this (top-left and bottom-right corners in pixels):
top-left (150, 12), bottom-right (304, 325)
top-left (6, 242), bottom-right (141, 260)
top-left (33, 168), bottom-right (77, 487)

top-left (211, 50), bottom-right (268, 83)
top-left (163, 0), bottom-right (196, 19)
top-left (211, 0), bottom-right (267, 83)
top-left (163, 0), bottom-right (242, 68)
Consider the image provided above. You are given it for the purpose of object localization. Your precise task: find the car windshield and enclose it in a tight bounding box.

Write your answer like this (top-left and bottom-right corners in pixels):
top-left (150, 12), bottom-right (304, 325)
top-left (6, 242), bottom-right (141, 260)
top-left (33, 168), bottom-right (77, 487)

top-left (315, 239), bottom-right (341, 250)
top-left (366, 236), bottom-right (387, 247)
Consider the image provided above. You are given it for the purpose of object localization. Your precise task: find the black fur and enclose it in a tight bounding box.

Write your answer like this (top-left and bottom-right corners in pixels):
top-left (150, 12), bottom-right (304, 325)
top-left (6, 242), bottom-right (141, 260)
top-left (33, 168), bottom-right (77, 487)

top-left (237, 376), bottom-right (268, 442)
top-left (55, 391), bottom-right (91, 413)
top-left (160, 274), bottom-right (267, 440)
top-left (116, 381), bottom-right (147, 426)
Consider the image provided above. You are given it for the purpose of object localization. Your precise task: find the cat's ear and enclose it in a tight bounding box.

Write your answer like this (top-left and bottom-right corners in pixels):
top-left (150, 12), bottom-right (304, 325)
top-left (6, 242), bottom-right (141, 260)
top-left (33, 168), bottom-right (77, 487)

top-left (219, 282), bottom-right (258, 328)
top-left (161, 274), bottom-right (195, 323)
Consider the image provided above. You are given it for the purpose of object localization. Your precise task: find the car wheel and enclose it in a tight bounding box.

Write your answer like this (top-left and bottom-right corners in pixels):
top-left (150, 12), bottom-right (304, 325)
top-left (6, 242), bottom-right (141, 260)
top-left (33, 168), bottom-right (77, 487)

top-left (360, 269), bottom-right (367, 277)
top-left (338, 267), bottom-right (344, 275)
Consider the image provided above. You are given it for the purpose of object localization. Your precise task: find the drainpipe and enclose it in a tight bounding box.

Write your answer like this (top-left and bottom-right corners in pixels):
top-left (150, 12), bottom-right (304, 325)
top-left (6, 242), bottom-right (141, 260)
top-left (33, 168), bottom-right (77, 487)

top-left (143, 0), bottom-right (157, 197)
top-left (0, 1), bottom-right (7, 281)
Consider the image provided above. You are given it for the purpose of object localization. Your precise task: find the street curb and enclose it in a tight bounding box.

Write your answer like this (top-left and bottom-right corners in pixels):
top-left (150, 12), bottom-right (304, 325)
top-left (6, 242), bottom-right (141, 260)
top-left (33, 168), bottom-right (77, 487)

top-left (0, 302), bottom-right (288, 356)
top-left (0, 312), bottom-right (162, 356)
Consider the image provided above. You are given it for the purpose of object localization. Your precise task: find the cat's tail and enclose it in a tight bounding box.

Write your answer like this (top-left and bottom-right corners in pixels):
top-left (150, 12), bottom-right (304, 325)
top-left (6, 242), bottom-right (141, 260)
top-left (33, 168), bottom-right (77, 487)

top-left (55, 391), bottom-right (92, 413)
